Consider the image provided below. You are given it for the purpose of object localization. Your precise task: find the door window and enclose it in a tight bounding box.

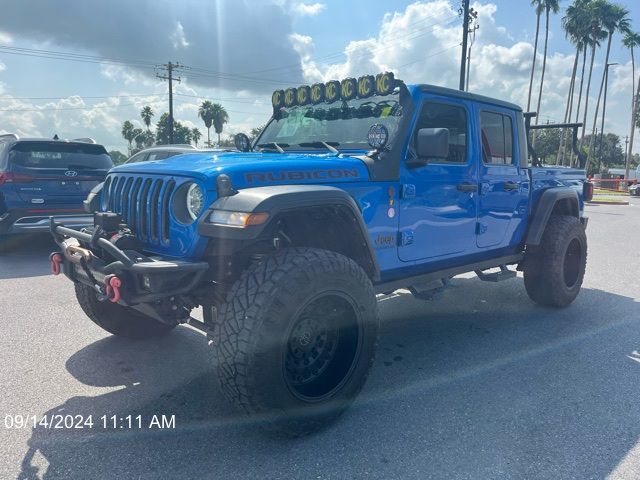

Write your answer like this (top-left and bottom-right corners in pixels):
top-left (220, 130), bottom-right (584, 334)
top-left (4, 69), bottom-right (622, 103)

top-left (480, 111), bottom-right (514, 165)
top-left (413, 102), bottom-right (467, 164)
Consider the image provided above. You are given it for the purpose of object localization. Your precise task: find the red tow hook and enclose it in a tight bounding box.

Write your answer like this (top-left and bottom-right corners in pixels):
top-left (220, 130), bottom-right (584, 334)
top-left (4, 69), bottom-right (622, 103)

top-left (50, 253), bottom-right (63, 276)
top-left (104, 275), bottom-right (122, 303)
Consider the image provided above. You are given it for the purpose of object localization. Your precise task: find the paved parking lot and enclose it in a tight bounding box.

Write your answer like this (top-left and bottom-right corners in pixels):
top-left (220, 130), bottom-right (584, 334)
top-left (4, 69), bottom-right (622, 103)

top-left (1, 199), bottom-right (639, 479)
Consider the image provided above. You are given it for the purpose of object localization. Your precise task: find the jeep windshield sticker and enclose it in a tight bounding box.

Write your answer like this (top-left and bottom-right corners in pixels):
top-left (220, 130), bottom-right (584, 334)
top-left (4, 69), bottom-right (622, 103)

top-left (245, 169), bottom-right (360, 183)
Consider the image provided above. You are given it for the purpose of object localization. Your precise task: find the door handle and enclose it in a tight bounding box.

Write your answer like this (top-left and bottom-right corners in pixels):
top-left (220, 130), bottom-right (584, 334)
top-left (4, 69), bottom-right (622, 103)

top-left (504, 181), bottom-right (520, 191)
top-left (457, 183), bottom-right (478, 192)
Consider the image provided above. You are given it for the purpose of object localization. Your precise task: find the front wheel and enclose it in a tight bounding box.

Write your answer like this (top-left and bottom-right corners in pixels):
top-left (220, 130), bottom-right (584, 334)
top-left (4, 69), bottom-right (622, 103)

top-left (523, 215), bottom-right (587, 308)
top-left (75, 283), bottom-right (176, 339)
top-left (215, 248), bottom-right (379, 436)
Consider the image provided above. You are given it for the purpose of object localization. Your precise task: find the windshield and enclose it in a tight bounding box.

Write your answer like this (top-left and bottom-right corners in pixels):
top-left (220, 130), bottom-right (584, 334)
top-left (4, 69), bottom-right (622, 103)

top-left (9, 142), bottom-right (112, 169)
top-left (258, 94), bottom-right (403, 151)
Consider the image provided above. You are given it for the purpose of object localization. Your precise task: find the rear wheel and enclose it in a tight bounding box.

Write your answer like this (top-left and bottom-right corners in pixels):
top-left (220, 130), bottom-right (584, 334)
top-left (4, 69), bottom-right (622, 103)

top-left (75, 283), bottom-right (176, 339)
top-left (215, 248), bottom-right (379, 436)
top-left (523, 215), bottom-right (587, 308)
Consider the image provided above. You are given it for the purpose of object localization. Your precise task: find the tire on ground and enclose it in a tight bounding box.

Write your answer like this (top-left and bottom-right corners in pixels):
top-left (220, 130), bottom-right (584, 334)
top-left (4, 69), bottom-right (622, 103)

top-left (523, 215), bottom-right (587, 308)
top-left (75, 283), bottom-right (176, 339)
top-left (215, 247), bottom-right (379, 436)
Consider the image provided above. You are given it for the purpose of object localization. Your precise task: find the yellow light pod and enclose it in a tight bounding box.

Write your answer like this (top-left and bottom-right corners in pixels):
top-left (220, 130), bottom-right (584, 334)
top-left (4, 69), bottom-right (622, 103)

top-left (375, 72), bottom-right (395, 95)
top-left (272, 89), bottom-right (284, 109)
top-left (341, 78), bottom-right (357, 101)
top-left (325, 80), bottom-right (340, 103)
top-left (357, 75), bottom-right (375, 98)
top-left (296, 85), bottom-right (311, 106)
top-left (310, 83), bottom-right (325, 104)
top-left (284, 87), bottom-right (297, 107)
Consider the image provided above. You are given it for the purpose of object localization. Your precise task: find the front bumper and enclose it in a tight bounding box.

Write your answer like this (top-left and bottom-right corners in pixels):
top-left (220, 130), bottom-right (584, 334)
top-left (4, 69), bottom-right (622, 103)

top-left (1, 209), bottom-right (92, 235)
top-left (50, 217), bottom-right (209, 306)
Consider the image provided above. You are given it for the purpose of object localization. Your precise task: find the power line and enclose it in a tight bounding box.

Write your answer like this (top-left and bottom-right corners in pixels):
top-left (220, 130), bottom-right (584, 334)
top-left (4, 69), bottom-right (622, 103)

top-left (0, 93), bottom-right (166, 101)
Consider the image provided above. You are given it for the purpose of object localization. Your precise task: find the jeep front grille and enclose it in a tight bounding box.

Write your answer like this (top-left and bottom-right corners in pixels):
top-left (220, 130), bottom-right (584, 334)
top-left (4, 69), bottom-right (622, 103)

top-left (103, 175), bottom-right (175, 244)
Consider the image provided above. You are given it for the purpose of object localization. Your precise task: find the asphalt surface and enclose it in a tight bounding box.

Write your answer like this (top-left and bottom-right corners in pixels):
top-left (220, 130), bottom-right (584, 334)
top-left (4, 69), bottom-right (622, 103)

top-left (1, 199), bottom-right (639, 480)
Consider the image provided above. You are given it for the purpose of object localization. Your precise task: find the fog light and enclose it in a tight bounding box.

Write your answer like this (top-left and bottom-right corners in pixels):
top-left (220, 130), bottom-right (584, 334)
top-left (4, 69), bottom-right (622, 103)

top-left (142, 275), bottom-right (152, 290)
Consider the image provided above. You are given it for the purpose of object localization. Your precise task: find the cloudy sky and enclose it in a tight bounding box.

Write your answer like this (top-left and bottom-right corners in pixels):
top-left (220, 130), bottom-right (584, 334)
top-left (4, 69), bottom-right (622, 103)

top-left (0, 0), bottom-right (639, 154)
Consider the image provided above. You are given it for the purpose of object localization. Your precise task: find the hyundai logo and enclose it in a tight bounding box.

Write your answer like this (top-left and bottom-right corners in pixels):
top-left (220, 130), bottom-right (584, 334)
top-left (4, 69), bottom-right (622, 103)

top-left (65, 170), bottom-right (78, 177)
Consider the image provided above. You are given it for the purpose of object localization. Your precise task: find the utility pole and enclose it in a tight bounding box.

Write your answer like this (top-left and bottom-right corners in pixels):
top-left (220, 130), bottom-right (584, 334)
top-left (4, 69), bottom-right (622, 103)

top-left (465, 8), bottom-right (479, 92)
top-left (459, 0), bottom-right (470, 91)
top-left (156, 62), bottom-right (183, 144)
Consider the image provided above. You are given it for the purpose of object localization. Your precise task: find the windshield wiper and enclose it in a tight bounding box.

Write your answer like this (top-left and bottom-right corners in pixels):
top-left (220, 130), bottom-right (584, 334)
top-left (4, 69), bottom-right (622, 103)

top-left (298, 141), bottom-right (340, 155)
top-left (257, 142), bottom-right (288, 153)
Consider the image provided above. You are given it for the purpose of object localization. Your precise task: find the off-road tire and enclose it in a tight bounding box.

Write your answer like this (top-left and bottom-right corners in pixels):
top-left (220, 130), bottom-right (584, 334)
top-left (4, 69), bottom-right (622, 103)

top-left (215, 247), bottom-right (379, 436)
top-left (75, 283), bottom-right (176, 339)
top-left (523, 215), bottom-right (587, 308)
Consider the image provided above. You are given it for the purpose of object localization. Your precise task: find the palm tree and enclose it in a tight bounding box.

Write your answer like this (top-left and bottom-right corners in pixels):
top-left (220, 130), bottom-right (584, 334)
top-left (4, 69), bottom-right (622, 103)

top-left (140, 106), bottom-right (154, 131)
top-left (557, 0), bottom-right (591, 164)
top-left (121, 120), bottom-right (135, 155)
top-left (198, 101), bottom-right (214, 146)
top-left (211, 103), bottom-right (229, 146)
top-left (623, 31), bottom-right (640, 181)
top-left (191, 128), bottom-right (202, 147)
top-left (533, 0), bottom-right (561, 135)
top-left (132, 128), bottom-right (144, 151)
top-left (586, 2), bottom-right (630, 170)
top-left (527, 0), bottom-right (545, 112)
top-left (579, 0), bottom-right (607, 145)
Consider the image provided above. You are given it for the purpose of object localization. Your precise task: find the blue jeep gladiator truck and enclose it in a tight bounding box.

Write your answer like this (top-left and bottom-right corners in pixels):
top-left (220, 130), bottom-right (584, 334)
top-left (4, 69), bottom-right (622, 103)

top-left (50, 73), bottom-right (591, 435)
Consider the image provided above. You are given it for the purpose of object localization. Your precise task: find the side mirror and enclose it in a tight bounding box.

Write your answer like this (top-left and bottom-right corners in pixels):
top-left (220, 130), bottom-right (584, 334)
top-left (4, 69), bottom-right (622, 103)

top-left (234, 133), bottom-right (251, 152)
top-left (408, 128), bottom-right (449, 167)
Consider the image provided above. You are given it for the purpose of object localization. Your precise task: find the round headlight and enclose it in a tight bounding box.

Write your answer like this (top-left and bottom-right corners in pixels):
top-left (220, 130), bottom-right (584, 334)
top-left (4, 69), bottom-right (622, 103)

top-left (186, 183), bottom-right (204, 220)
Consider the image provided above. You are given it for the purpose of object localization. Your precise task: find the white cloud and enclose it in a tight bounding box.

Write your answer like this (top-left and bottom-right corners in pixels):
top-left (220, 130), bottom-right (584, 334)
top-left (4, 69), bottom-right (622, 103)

top-left (292, 2), bottom-right (326, 16)
top-left (0, 31), bottom-right (12, 44)
top-left (0, 60), bottom-right (6, 73)
top-left (170, 21), bottom-right (190, 49)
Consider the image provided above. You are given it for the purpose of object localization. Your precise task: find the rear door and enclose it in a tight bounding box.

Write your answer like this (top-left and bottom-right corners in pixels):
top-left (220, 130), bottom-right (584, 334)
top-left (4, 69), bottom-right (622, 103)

top-left (476, 108), bottom-right (529, 248)
top-left (7, 141), bottom-right (112, 206)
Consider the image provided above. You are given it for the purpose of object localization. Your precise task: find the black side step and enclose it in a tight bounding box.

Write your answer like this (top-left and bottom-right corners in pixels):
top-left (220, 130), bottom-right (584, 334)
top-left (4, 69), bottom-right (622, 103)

top-left (475, 265), bottom-right (516, 282)
top-left (408, 278), bottom-right (449, 300)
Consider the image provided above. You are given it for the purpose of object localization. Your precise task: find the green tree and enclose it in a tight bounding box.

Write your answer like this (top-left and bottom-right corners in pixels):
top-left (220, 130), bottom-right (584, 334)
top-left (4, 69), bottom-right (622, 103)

top-left (108, 150), bottom-right (127, 165)
top-left (155, 113), bottom-right (192, 145)
top-left (121, 120), bottom-right (135, 155)
top-left (558, 0), bottom-right (593, 165)
top-left (623, 30), bottom-right (640, 180)
top-left (140, 106), bottom-right (154, 131)
top-left (132, 128), bottom-right (144, 151)
top-left (580, 0), bottom-right (608, 144)
top-left (584, 132), bottom-right (624, 173)
top-left (211, 103), bottom-right (229, 146)
top-left (191, 128), bottom-right (202, 147)
top-left (527, 0), bottom-right (545, 112)
top-left (533, 0), bottom-right (561, 137)
top-left (198, 101), bottom-right (215, 146)
top-left (141, 130), bottom-right (155, 148)
top-left (249, 125), bottom-right (265, 142)
top-left (586, 1), bottom-right (630, 170)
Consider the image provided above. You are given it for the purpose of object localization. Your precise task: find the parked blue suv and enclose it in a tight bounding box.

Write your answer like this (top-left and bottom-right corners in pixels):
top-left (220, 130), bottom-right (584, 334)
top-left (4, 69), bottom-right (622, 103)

top-left (0, 135), bottom-right (112, 240)
top-left (50, 73), bottom-right (591, 436)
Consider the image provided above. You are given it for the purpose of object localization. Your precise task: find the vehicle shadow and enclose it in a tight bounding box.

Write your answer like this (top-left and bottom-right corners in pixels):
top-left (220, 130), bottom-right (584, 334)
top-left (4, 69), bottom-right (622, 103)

top-left (0, 234), bottom-right (56, 279)
top-left (15, 278), bottom-right (640, 479)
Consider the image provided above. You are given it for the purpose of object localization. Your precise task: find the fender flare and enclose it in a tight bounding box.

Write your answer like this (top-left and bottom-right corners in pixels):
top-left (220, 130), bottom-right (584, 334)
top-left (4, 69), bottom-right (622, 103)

top-left (197, 185), bottom-right (380, 280)
top-left (525, 187), bottom-right (580, 246)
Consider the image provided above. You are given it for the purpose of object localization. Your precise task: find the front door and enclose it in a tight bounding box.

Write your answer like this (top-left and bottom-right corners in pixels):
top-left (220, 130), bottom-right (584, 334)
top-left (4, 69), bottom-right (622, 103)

top-left (398, 99), bottom-right (478, 262)
top-left (476, 108), bottom-right (529, 248)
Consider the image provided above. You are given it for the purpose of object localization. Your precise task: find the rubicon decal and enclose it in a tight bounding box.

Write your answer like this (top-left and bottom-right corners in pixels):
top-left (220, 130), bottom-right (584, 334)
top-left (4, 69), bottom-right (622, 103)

top-left (245, 169), bottom-right (360, 183)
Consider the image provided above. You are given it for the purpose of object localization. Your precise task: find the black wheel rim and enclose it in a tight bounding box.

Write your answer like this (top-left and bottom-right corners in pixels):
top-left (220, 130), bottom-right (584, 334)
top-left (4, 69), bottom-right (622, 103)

top-left (284, 293), bottom-right (360, 402)
top-left (563, 238), bottom-right (582, 288)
